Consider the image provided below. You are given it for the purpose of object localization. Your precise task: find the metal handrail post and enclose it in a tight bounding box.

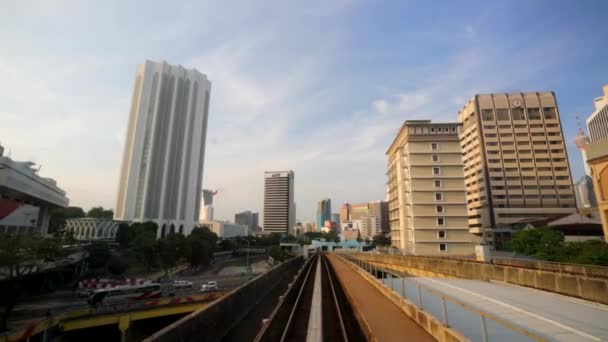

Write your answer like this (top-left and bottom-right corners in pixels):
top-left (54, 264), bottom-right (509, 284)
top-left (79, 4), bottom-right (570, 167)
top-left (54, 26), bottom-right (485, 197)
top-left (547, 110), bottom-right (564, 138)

top-left (480, 316), bottom-right (489, 342)
top-left (417, 282), bottom-right (423, 309)
top-left (441, 296), bottom-right (449, 327)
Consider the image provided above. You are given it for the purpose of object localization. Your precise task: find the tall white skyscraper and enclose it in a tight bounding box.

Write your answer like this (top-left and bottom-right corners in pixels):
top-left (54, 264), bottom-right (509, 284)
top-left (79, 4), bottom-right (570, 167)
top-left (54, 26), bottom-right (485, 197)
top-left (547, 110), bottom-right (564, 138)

top-left (263, 171), bottom-right (295, 234)
top-left (114, 60), bottom-right (211, 237)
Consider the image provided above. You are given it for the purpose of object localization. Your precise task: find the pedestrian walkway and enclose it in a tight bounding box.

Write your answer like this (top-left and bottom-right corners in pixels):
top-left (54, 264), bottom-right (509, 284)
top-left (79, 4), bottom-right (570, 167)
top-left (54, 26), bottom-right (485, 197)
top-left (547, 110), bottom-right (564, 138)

top-left (327, 254), bottom-right (433, 342)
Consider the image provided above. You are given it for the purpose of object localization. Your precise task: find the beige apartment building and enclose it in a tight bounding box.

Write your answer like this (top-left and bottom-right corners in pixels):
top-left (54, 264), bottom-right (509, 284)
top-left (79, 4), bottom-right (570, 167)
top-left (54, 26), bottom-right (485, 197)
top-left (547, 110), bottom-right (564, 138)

top-left (387, 120), bottom-right (476, 255)
top-left (458, 92), bottom-right (576, 247)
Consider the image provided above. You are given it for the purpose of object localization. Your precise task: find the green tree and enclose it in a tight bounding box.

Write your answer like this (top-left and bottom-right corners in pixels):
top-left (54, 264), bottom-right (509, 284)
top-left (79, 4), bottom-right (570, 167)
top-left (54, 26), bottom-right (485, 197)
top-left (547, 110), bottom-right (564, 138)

top-left (268, 245), bottom-right (285, 262)
top-left (107, 257), bottom-right (128, 276)
top-left (304, 232), bottom-right (324, 241)
top-left (266, 232), bottom-right (283, 246)
top-left (132, 222), bottom-right (159, 271)
top-left (115, 223), bottom-right (133, 248)
top-left (86, 242), bottom-right (112, 269)
top-left (157, 233), bottom-right (189, 271)
top-left (372, 234), bottom-right (391, 246)
top-left (561, 240), bottom-right (608, 266)
top-left (0, 234), bottom-right (66, 331)
top-left (509, 227), bottom-right (564, 259)
top-left (218, 239), bottom-right (234, 251)
top-left (323, 231), bottom-right (340, 243)
top-left (48, 206), bottom-right (85, 233)
top-left (86, 207), bottom-right (114, 219)
top-left (186, 227), bottom-right (218, 267)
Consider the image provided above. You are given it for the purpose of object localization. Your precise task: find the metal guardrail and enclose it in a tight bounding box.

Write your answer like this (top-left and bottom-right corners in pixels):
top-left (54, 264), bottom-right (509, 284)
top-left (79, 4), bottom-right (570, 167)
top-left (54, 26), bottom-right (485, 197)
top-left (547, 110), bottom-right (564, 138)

top-left (339, 254), bottom-right (547, 342)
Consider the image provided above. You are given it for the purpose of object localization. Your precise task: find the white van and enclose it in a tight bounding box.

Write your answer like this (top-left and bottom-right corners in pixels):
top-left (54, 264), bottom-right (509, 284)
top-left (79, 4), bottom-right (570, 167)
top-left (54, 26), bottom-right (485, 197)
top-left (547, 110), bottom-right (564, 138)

top-left (200, 281), bottom-right (218, 292)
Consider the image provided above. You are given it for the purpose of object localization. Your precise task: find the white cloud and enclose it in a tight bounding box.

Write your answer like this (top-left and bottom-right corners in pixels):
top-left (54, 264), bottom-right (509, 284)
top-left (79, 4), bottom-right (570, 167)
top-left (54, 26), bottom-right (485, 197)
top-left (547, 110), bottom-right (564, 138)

top-left (373, 99), bottom-right (388, 113)
top-left (0, 0), bottom-right (588, 223)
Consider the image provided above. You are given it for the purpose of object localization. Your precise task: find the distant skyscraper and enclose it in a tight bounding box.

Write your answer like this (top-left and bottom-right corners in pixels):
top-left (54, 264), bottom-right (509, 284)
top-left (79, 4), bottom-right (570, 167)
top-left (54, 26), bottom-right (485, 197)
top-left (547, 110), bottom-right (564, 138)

top-left (339, 203), bottom-right (351, 223)
top-left (263, 171), bottom-right (295, 234)
top-left (350, 203), bottom-right (371, 221)
top-left (235, 210), bottom-right (259, 232)
top-left (114, 60), bottom-right (211, 238)
top-left (369, 200), bottom-right (389, 233)
top-left (586, 85), bottom-right (608, 142)
top-left (200, 189), bottom-right (216, 221)
top-left (316, 198), bottom-right (331, 232)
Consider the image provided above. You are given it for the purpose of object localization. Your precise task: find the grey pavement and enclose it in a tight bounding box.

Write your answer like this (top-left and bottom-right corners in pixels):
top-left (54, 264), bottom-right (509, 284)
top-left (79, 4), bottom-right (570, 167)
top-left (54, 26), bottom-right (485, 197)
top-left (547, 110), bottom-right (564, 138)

top-left (382, 277), bottom-right (608, 342)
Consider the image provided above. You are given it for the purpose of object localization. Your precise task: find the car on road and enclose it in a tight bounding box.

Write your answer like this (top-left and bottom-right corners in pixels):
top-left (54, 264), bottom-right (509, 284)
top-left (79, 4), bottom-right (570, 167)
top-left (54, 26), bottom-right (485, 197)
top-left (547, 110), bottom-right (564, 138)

top-left (173, 280), bottom-right (193, 289)
top-left (200, 281), bottom-right (218, 292)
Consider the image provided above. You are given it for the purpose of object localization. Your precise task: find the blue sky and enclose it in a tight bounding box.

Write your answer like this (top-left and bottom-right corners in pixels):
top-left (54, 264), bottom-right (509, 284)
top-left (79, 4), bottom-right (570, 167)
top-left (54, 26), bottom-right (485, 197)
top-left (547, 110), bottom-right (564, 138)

top-left (1, 0), bottom-right (607, 223)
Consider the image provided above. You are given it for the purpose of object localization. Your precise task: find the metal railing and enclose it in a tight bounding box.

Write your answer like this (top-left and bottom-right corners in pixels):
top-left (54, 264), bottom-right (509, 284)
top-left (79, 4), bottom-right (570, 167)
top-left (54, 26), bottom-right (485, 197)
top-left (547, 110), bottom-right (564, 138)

top-left (339, 254), bottom-right (547, 342)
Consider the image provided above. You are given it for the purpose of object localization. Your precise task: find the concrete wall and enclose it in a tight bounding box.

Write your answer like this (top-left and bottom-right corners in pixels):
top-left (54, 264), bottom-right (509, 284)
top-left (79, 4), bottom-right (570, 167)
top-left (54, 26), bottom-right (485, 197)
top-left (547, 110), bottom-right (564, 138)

top-left (354, 253), bottom-right (608, 304)
top-left (144, 257), bottom-right (303, 342)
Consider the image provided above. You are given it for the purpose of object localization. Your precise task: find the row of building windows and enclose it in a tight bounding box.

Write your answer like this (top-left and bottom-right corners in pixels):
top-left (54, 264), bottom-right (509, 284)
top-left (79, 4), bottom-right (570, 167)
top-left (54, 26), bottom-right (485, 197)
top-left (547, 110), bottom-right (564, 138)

top-left (493, 194), bottom-right (574, 200)
top-left (430, 127), bottom-right (457, 133)
top-left (481, 107), bottom-right (557, 121)
top-left (409, 126), bottom-right (458, 135)
top-left (487, 158), bottom-right (566, 163)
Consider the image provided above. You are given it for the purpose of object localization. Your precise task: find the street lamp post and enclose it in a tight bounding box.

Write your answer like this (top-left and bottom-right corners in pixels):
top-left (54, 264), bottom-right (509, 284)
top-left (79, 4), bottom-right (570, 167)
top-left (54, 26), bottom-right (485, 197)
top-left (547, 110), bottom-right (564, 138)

top-left (246, 238), bottom-right (250, 278)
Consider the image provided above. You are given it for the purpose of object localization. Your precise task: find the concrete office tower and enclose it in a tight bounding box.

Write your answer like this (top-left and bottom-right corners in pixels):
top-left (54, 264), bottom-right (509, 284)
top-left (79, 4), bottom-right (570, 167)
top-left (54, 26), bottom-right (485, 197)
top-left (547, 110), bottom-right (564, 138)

top-left (360, 216), bottom-right (378, 239)
top-left (114, 60), bottom-right (211, 237)
top-left (458, 92), bottom-right (576, 245)
top-left (316, 198), bottom-right (331, 232)
top-left (350, 203), bottom-right (369, 221)
top-left (200, 189), bottom-right (215, 220)
top-left (386, 120), bottom-right (474, 255)
top-left (339, 203), bottom-right (351, 223)
top-left (263, 171), bottom-right (295, 234)
top-left (586, 85), bottom-right (608, 142)
top-left (235, 210), bottom-right (259, 232)
top-left (369, 200), bottom-right (389, 233)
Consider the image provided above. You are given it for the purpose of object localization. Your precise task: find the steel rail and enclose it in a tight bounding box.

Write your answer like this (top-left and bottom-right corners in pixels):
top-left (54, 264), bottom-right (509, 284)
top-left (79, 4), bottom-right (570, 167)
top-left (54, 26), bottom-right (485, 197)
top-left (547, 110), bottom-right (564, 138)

top-left (279, 254), bottom-right (317, 342)
top-left (322, 254), bottom-right (349, 342)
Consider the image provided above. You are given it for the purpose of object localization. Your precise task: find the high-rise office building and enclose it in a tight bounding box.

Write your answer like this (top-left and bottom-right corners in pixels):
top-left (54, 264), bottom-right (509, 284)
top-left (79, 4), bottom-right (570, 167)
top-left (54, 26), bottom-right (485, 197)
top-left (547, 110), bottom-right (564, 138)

top-left (316, 198), bottom-right (331, 232)
top-left (360, 216), bottom-right (378, 239)
top-left (114, 60), bottom-right (211, 238)
top-left (235, 210), bottom-right (259, 232)
top-left (586, 85), bottom-right (608, 142)
top-left (339, 203), bottom-right (351, 223)
top-left (350, 203), bottom-right (369, 221)
top-left (263, 171), bottom-right (295, 234)
top-left (458, 92), bottom-right (576, 244)
top-left (369, 200), bottom-right (389, 233)
top-left (387, 120), bottom-right (474, 255)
